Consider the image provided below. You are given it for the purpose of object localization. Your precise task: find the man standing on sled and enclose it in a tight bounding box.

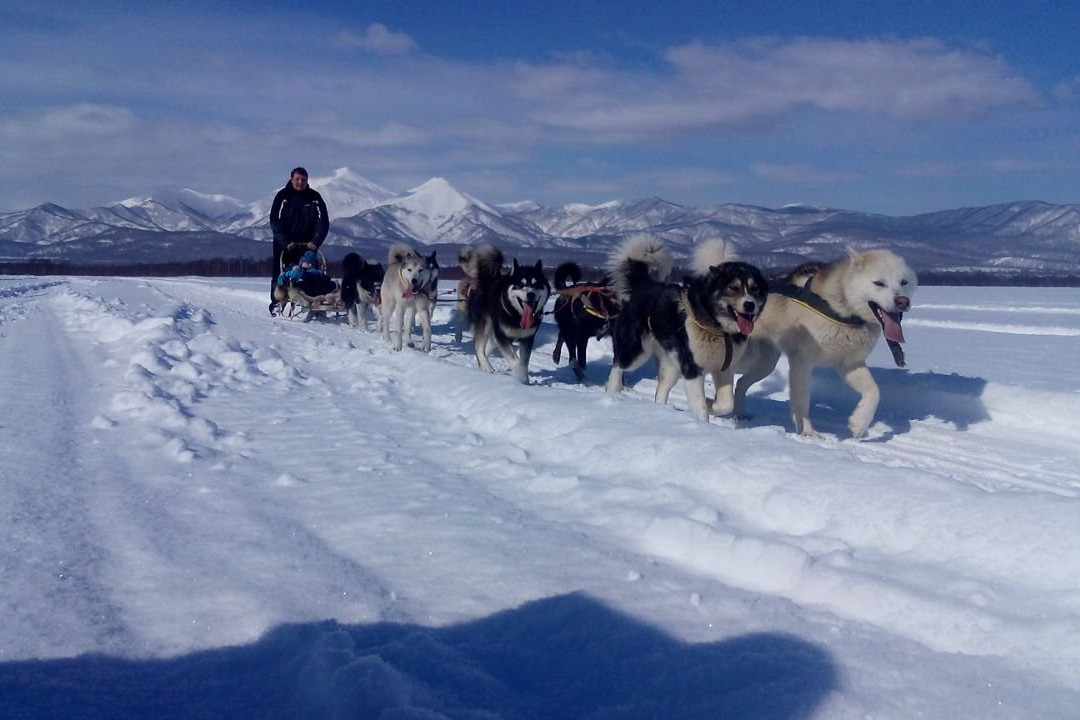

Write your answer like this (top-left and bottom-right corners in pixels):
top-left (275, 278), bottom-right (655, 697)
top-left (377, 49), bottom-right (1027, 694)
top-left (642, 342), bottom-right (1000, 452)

top-left (269, 166), bottom-right (329, 315)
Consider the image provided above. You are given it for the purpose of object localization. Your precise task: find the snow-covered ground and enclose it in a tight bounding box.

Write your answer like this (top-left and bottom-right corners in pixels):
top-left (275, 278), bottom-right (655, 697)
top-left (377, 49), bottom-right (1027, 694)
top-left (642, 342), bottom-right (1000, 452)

top-left (2, 276), bottom-right (1079, 719)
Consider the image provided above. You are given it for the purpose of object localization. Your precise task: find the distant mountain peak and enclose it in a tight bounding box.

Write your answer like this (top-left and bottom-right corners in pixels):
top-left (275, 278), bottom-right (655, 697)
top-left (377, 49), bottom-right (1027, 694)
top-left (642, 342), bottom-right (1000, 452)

top-left (308, 167), bottom-right (400, 219)
top-left (396, 176), bottom-right (495, 217)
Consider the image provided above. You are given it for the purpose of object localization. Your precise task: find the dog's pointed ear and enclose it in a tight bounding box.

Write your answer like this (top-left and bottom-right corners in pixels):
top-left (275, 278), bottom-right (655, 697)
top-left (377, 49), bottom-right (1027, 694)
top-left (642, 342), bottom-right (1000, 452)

top-left (512, 259), bottom-right (520, 272)
top-left (429, 250), bottom-right (437, 262)
top-left (845, 246), bottom-right (861, 265)
top-left (534, 259), bottom-right (543, 272)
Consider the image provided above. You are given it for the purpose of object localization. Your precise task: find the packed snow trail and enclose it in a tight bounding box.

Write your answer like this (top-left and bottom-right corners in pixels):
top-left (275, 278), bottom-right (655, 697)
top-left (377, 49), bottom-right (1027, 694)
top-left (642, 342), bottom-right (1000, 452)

top-left (2, 276), bottom-right (1080, 719)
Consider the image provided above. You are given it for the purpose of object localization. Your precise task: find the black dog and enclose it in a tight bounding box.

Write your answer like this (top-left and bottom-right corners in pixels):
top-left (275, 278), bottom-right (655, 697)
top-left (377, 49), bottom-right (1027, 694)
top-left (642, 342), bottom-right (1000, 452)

top-left (551, 262), bottom-right (619, 382)
top-left (341, 252), bottom-right (384, 330)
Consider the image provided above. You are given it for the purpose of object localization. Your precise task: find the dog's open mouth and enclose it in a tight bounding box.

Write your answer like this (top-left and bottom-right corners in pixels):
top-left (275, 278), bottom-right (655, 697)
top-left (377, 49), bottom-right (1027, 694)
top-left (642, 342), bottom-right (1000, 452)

top-left (729, 308), bottom-right (755, 335)
top-left (869, 301), bottom-right (905, 343)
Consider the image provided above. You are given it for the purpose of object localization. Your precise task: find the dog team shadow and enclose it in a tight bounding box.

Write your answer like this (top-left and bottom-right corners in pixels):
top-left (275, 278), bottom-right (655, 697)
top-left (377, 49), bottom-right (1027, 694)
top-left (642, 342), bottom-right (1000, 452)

top-left (0, 593), bottom-right (838, 720)
top-left (738, 368), bottom-right (990, 440)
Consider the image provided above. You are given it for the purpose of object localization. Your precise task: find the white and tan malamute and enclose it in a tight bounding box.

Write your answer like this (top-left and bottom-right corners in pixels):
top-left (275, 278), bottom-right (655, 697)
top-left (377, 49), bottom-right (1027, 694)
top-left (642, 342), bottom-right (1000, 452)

top-left (380, 243), bottom-right (437, 352)
top-left (733, 248), bottom-right (917, 438)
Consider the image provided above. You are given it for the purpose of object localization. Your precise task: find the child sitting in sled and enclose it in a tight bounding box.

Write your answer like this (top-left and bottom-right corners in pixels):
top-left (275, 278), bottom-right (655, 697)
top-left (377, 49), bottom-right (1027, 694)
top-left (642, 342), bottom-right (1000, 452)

top-left (278, 249), bottom-right (336, 297)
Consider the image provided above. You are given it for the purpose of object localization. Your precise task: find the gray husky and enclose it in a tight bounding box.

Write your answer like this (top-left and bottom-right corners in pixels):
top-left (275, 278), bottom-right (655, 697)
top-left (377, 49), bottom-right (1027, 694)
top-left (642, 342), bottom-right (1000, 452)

top-left (464, 243), bottom-right (551, 384)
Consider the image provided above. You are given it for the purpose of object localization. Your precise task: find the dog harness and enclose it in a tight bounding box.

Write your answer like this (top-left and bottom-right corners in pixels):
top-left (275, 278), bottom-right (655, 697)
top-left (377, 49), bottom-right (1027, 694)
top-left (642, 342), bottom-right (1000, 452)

top-left (677, 295), bottom-right (735, 372)
top-left (771, 279), bottom-right (907, 367)
top-left (771, 280), bottom-right (866, 327)
top-left (554, 284), bottom-right (618, 320)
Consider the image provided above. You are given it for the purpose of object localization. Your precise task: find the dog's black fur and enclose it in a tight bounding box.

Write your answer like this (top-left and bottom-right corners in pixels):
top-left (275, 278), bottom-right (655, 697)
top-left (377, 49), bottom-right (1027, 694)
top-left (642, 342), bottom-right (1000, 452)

top-left (420, 250), bottom-right (440, 304)
top-left (608, 256), bottom-right (768, 420)
top-left (612, 259), bottom-right (768, 376)
top-left (551, 262), bottom-right (618, 382)
top-left (466, 244), bottom-right (551, 384)
top-left (341, 252), bottom-right (384, 330)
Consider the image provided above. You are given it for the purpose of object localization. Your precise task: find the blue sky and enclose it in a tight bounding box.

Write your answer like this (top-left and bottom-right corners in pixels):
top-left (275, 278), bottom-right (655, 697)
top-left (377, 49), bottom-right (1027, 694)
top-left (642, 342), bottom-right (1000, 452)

top-left (3, 0), bottom-right (1079, 214)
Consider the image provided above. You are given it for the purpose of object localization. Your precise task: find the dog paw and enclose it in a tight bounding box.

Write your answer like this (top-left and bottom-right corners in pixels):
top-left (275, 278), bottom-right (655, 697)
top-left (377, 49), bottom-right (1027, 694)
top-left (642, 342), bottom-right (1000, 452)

top-left (848, 422), bottom-right (870, 439)
top-left (709, 400), bottom-right (735, 416)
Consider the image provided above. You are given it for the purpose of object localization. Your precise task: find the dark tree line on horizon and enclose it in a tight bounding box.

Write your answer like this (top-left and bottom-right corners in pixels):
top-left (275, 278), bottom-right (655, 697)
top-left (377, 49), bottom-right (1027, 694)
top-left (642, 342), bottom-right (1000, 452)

top-left (1, 258), bottom-right (1077, 287)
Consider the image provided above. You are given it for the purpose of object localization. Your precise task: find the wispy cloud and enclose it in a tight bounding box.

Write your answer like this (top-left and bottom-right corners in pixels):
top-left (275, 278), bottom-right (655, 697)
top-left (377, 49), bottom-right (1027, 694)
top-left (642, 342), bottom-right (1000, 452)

top-left (0, 8), bottom-right (1066, 212)
top-left (983, 158), bottom-right (1076, 173)
top-left (518, 37), bottom-right (1040, 140)
top-left (1053, 75), bottom-right (1080, 101)
top-left (895, 162), bottom-right (961, 179)
top-left (752, 163), bottom-right (860, 185)
top-left (331, 23), bottom-right (419, 56)
top-left (32, 104), bottom-right (136, 136)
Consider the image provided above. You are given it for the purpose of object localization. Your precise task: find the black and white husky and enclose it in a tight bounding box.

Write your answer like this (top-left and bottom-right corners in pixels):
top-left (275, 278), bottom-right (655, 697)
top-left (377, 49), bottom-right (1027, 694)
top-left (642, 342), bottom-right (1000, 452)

top-left (464, 243), bottom-right (551, 384)
top-left (604, 234), bottom-right (768, 421)
top-left (341, 252), bottom-right (383, 331)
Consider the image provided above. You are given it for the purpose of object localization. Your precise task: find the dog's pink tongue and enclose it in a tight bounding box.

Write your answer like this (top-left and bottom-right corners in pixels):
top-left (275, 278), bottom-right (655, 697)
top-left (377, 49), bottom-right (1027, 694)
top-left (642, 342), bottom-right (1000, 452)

top-left (880, 311), bottom-right (905, 343)
top-left (736, 314), bottom-right (755, 335)
top-left (402, 287), bottom-right (414, 299)
top-left (520, 302), bottom-right (534, 329)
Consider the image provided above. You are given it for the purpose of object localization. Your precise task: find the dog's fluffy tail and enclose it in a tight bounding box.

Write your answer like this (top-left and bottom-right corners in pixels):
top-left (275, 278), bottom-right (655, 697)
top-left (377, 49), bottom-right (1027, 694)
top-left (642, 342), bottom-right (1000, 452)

top-left (463, 243), bottom-right (504, 280)
top-left (777, 260), bottom-right (827, 287)
top-left (554, 261), bottom-right (583, 290)
top-left (342, 251), bottom-right (362, 278)
top-left (606, 233), bottom-right (672, 300)
top-left (458, 245), bottom-right (476, 272)
top-left (690, 238), bottom-right (738, 276)
top-left (387, 242), bottom-right (419, 266)
top-left (341, 252), bottom-right (361, 307)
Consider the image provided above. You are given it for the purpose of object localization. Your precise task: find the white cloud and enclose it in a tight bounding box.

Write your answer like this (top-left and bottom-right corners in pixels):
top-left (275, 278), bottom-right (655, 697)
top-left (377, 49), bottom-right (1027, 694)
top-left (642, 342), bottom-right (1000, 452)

top-left (39, 104), bottom-right (137, 136)
top-left (983, 158), bottom-right (1076, 173)
top-left (895, 162), bottom-right (960, 179)
top-left (332, 23), bottom-right (418, 56)
top-left (752, 163), bottom-right (860, 185)
top-left (300, 118), bottom-right (429, 148)
top-left (1053, 75), bottom-right (1080, 101)
top-left (664, 37), bottom-right (1039, 121)
top-left (518, 37), bottom-right (1040, 141)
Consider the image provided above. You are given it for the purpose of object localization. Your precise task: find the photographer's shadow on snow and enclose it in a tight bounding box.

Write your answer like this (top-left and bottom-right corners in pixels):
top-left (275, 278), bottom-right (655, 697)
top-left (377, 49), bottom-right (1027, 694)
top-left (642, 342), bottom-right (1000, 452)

top-left (739, 368), bottom-right (989, 439)
top-left (0, 592), bottom-right (838, 720)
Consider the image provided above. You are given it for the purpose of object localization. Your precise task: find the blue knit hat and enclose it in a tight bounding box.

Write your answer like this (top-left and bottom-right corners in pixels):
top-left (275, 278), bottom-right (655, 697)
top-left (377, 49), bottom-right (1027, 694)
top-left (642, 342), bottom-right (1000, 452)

top-left (300, 250), bottom-right (319, 266)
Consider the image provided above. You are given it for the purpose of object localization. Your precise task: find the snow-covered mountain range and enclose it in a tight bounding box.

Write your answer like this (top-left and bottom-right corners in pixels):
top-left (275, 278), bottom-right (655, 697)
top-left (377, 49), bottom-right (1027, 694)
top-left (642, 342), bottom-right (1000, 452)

top-left (2, 167), bottom-right (1079, 279)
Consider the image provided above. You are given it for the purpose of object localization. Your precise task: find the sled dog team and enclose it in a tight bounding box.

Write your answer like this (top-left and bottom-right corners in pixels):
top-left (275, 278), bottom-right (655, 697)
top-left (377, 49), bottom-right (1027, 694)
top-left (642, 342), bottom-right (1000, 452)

top-left (342, 236), bottom-right (917, 439)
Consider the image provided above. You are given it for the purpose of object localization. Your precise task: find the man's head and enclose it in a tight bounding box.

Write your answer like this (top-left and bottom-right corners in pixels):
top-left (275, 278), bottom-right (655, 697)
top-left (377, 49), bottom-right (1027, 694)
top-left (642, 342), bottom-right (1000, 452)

top-left (290, 167), bottom-right (309, 191)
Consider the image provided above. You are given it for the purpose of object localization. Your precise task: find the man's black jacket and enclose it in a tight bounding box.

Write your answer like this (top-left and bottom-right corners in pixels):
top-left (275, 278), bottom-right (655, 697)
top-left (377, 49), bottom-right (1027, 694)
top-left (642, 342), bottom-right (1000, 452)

top-left (269, 184), bottom-right (329, 248)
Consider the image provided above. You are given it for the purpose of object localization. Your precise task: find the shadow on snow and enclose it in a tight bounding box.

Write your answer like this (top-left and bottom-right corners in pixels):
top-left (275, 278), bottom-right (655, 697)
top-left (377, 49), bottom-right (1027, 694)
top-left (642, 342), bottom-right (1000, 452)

top-left (736, 367), bottom-right (989, 437)
top-left (0, 592), bottom-right (838, 720)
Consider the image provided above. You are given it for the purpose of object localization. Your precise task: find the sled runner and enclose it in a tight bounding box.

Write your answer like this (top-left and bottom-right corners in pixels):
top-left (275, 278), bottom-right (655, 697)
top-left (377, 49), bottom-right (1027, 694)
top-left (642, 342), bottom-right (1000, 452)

top-left (271, 243), bottom-right (345, 322)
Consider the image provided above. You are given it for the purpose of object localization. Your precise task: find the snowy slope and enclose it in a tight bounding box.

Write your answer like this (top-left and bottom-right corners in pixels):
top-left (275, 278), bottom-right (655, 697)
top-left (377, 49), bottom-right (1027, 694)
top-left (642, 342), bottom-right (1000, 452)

top-left (1, 278), bottom-right (1079, 718)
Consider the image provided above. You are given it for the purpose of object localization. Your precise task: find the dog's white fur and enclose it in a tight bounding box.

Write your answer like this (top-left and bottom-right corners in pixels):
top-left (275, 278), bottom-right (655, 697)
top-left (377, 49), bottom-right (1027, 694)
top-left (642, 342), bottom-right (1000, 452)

top-left (689, 238), bottom-right (746, 415)
top-left (733, 248), bottom-right (917, 438)
top-left (380, 243), bottom-right (434, 352)
top-left (606, 233), bottom-right (674, 302)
